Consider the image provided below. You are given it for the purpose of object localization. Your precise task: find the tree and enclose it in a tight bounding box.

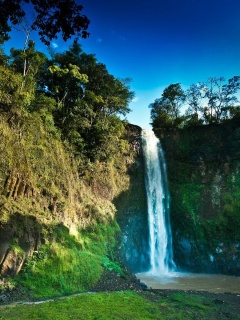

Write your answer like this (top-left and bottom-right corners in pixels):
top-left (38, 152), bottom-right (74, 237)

top-left (48, 63), bottom-right (88, 109)
top-left (37, 43), bottom-right (134, 161)
top-left (162, 83), bottom-right (186, 120)
top-left (59, 43), bottom-right (134, 116)
top-left (185, 83), bottom-right (204, 126)
top-left (220, 76), bottom-right (240, 121)
top-left (199, 76), bottom-right (240, 124)
top-left (0, 0), bottom-right (90, 45)
top-left (150, 83), bottom-right (186, 128)
top-left (0, 45), bottom-right (8, 66)
top-left (44, 43), bottom-right (134, 120)
top-left (185, 84), bottom-right (202, 116)
top-left (0, 65), bottom-right (22, 112)
top-left (10, 40), bottom-right (47, 94)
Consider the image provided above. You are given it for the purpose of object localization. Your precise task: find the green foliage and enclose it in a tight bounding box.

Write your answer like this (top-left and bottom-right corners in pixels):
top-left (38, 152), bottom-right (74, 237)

top-left (181, 184), bottom-right (202, 226)
top-left (14, 219), bottom-right (123, 298)
top-left (0, 65), bottom-right (22, 111)
top-left (0, 277), bottom-right (16, 291)
top-left (160, 123), bottom-right (240, 273)
top-left (17, 236), bottom-right (102, 297)
top-left (1, 291), bottom-right (237, 320)
top-left (9, 237), bottom-right (25, 254)
top-left (0, 39), bottom-right (134, 172)
top-left (18, 242), bottom-right (103, 297)
top-left (48, 63), bottom-right (88, 111)
top-left (10, 41), bottom-right (47, 78)
top-left (0, 32), bottom-right (135, 299)
top-left (38, 43), bottom-right (134, 162)
top-left (30, 94), bottom-right (58, 134)
top-left (150, 76), bottom-right (240, 130)
top-left (221, 172), bottom-right (240, 239)
top-left (102, 257), bottom-right (123, 275)
top-left (170, 181), bottom-right (206, 250)
top-left (79, 220), bottom-right (120, 258)
top-left (0, 0), bottom-right (90, 45)
top-left (150, 83), bottom-right (186, 128)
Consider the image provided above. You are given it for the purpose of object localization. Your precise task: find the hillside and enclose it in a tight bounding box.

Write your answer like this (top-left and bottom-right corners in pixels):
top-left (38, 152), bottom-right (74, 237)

top-left (0, 41), bottom-right (138, 297)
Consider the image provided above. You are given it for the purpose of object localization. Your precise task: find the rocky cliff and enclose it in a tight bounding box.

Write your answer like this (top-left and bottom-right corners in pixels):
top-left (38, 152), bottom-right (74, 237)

top-left (2, 113), bottom-right (239, 287)
top-left (155, 119), bottom-right (240, 275)
top-left (0, 114), bottom-right (134, 294)
top-left (114, 125), bottom-right (149, 272)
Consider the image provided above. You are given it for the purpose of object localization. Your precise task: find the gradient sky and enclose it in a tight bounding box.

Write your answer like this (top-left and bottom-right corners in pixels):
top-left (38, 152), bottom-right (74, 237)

top-left (4, 0), bottom-right (240, 129)
top-left (79, 0), bottom-right (240, 129)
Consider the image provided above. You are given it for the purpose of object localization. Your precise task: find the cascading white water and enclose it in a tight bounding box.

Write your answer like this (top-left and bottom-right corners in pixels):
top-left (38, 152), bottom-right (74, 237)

top-left (142, 129), bottom-right (175, 275)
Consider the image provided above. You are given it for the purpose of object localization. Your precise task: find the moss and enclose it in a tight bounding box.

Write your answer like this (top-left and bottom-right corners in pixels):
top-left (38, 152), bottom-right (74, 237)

top-left (157, 122), bottom-right (240, 274)
top-left (12, 219), bottom-right (123, 298)
top-left (17, 243), bottom-right (103, 297)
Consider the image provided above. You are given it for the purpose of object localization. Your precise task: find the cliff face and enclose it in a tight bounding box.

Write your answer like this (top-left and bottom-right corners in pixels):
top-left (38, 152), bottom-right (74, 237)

top-left (0, 114), bottom-right (131, 283)
top-left (114, 125), bottom-right (149, 272)
top-left (2, 114), bottom-right (239, 282)
top-left (155, 120), bottom-right (240, 275)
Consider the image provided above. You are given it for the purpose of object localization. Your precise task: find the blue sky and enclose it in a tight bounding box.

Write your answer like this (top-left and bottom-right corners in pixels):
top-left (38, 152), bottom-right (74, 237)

top-left (79, 0), bottom-right (240, 129)
top-left (4, 0), bottom-right (240, 129)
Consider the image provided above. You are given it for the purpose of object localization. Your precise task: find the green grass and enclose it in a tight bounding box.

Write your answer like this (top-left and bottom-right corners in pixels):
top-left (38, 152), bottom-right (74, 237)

top-left (0, 291), bottom-right (238, 320)
top-left (15, 221), bottom-right (122, 298)
top-left (17, 243), bottom-right (103, 298)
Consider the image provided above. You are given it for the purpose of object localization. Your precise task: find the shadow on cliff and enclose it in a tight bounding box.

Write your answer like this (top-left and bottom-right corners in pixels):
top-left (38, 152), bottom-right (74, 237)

top-left (113, 125), bottom-right (150, 273)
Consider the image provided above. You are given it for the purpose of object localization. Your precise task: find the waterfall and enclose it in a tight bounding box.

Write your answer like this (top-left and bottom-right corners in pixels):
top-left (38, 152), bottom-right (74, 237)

top-left (142, 129), bottom-right (175, 275)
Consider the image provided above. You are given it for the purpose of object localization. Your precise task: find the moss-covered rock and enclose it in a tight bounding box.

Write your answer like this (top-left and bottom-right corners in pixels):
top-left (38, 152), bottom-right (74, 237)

top-left (155, 120), bottom-right (240, 275)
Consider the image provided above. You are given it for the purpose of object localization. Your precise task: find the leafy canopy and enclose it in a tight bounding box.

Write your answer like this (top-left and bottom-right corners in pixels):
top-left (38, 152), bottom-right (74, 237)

top-left (0, 0), bottom-right (90, 45)
top-left (2, 40), bottom-right (134, 166)
top-left (150, 76), bottom-right (240, 129)
top-left (150, 83), bottom-right (186, 128)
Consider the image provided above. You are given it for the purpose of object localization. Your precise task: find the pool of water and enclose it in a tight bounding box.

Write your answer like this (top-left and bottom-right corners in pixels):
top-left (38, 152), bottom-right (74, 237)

top-left (136, 272), bottom-right (240, 294)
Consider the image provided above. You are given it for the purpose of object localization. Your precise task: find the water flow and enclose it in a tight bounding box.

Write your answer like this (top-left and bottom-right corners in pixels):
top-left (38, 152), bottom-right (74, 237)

top-left (142, 129), bottom-right (175, 275)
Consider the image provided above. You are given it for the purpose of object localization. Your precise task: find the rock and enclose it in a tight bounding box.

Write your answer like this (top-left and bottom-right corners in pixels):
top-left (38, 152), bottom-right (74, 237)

top-left (90, 268), bottom-right (146, 292)
top-left (0, 294), bottom-right (7, 302)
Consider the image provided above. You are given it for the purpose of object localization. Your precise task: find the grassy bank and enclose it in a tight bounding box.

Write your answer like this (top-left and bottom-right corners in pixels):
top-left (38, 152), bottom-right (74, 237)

top-left (1, 290), bottom-right (239, 320)
top-left (12, 220), bottom-right (123, 298)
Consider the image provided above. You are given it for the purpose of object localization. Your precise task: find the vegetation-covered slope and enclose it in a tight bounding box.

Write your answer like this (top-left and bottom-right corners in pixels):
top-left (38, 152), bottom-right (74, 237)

top-left (0, 37), bottom-right (138, 297)
top-left (0, 101), bottom-right (137, 296)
